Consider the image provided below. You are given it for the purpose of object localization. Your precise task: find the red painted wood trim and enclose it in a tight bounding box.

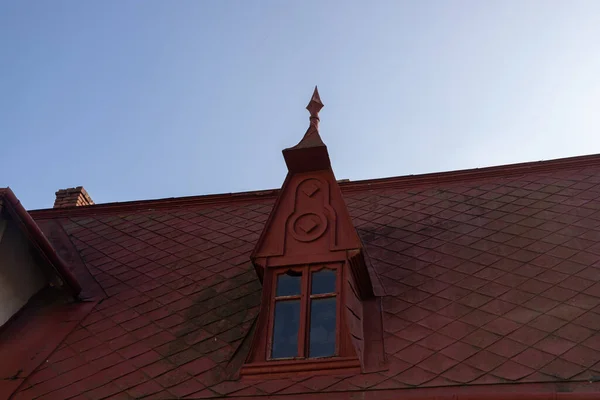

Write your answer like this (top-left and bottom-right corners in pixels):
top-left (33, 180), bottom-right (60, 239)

top-left (333, 264), bottom-right (342, 357)
top-left (299, 270), bottom-right (309, 358)
top-left (266, 270), bottom-right (277, 360)
top-left (250, 173), bottom-right (291, 260)
top-left (339, 262), bottom-right (355, 357)
top-left (266, 251), bottom-right (347, 268)
top-left (240, 356), bottom-right (360, 378)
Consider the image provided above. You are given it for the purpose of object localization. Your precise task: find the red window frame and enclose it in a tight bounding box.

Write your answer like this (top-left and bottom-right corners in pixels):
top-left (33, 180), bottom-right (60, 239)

top-left (267, 263), bottom-right (342, 360)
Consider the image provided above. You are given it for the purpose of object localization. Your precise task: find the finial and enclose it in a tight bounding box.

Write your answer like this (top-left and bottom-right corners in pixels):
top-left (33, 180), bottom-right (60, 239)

top-left (306, 86), bottom-right (324, 128)
top-left (282, 86), bottom-right (330, 172)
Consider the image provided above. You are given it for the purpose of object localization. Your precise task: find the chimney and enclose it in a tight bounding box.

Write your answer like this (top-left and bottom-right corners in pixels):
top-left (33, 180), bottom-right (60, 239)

top-left (54, 187), bottom-right (94, 208)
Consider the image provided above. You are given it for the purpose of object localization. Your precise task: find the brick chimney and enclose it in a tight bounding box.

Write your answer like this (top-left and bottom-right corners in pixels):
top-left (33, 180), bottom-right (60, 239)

top-left (54, 187), bottom-right (94, 208)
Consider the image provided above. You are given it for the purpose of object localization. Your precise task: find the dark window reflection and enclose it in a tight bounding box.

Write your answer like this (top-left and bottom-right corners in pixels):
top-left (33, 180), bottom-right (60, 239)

top-left (309, 297), bottom-right (336, 358)
top-left (272, 300), bottom-right (300, 359)
top-left (311, 269), bottom-right (336, 295)
top-left (276, 271), bottom-right (302, 297)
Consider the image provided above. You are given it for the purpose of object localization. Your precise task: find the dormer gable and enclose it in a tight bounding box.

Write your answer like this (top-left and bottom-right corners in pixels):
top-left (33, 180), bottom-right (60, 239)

top-left (243, 89), bottom-right (385, 378)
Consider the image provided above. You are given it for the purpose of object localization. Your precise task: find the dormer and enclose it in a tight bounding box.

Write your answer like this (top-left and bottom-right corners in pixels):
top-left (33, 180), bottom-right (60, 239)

top-left (242, 88), bottom-right (385, 378)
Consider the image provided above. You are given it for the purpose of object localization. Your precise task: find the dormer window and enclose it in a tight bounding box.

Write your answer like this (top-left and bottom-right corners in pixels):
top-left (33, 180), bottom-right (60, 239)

top-left (242, 88), bottom-right (385, 378)
top-left (270, 265), bottom-right (339, 360)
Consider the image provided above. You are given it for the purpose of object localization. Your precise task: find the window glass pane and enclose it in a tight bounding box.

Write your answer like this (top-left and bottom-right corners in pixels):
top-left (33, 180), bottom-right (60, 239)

top-left (311, 269), bottom-right (336, 295)
top-left (271, 300), bottom-right (300, 359)
top-left (309, 297), bottom-right (336, 358)
top-left (276, 271), bottom-right (302, 297)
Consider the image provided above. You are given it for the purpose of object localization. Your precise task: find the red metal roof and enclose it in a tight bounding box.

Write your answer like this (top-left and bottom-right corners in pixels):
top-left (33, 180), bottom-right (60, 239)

top-left (0, 188), bottom-right (93, 400)
top-left (9, 154), bottom-right (600, 399)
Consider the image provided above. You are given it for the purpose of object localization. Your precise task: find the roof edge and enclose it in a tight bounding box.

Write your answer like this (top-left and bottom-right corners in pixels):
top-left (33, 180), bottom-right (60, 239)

top-left (342, 152), bottom-right (600, 192)
top-left (0, 188), bottom-right (81, 296)
top-left (29, 152), bottom-right (600, 219)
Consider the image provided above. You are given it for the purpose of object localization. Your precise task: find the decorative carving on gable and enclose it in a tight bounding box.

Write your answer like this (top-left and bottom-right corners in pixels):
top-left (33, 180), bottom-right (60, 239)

top-left (286, 177), bottom-right (337, 250)
top-left (253, 170), bottom-right (361, 265)
top-left (289, 212), bottom-right (326, 242)
top-left (288, 178), bottom-right (331, 243)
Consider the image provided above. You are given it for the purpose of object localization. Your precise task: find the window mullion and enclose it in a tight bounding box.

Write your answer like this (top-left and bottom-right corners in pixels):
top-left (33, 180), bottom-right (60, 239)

top-left (297, 269), bottom-right (309, 358)
top-left (267, 272), bottom-right (277, 360)
top-left (335, 264), bottom-right (342, 356)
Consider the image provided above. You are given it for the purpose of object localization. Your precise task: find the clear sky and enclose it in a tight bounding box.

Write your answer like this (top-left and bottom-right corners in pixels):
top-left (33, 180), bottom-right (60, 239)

top-left (2, 1), bottom-right (600, 210)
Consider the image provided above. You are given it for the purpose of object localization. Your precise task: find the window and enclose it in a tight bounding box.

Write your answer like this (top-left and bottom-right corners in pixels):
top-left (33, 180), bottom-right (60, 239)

top-left (241, 260), bottom-right (365, 377)
top-left (269, 265), bottom-right (340, 360)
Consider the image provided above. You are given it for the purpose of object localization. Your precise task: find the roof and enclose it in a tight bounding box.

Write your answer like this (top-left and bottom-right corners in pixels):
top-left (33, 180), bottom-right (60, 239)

top-left (0, 188), bottom-right (81, 296)
top-left (10, 153), bottom-right (600, 399)
top-left (0, 188), bottom-right (95, 400)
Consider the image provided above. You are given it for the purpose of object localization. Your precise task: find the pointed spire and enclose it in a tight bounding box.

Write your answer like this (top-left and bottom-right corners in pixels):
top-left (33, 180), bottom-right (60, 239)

top-left (282, 86), bottom-right (331, 173)
top-left (306, 86), bottom-right (324, 129)
top-left (295, 86), bottom-right (326, 147)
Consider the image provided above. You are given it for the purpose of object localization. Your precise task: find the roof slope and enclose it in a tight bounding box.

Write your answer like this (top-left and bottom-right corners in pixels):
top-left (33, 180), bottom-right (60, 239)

top-left (14, 156), bottom-right (600, 399)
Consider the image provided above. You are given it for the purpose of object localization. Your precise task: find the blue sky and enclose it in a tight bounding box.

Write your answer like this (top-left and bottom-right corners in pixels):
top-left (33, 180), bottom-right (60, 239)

top-left (2, 1), bottom-right (600, 209)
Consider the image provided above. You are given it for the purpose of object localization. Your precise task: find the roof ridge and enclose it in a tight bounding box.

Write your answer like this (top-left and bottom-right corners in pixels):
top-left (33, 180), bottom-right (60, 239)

top-left (29, 152), bottom-right (600, 218)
